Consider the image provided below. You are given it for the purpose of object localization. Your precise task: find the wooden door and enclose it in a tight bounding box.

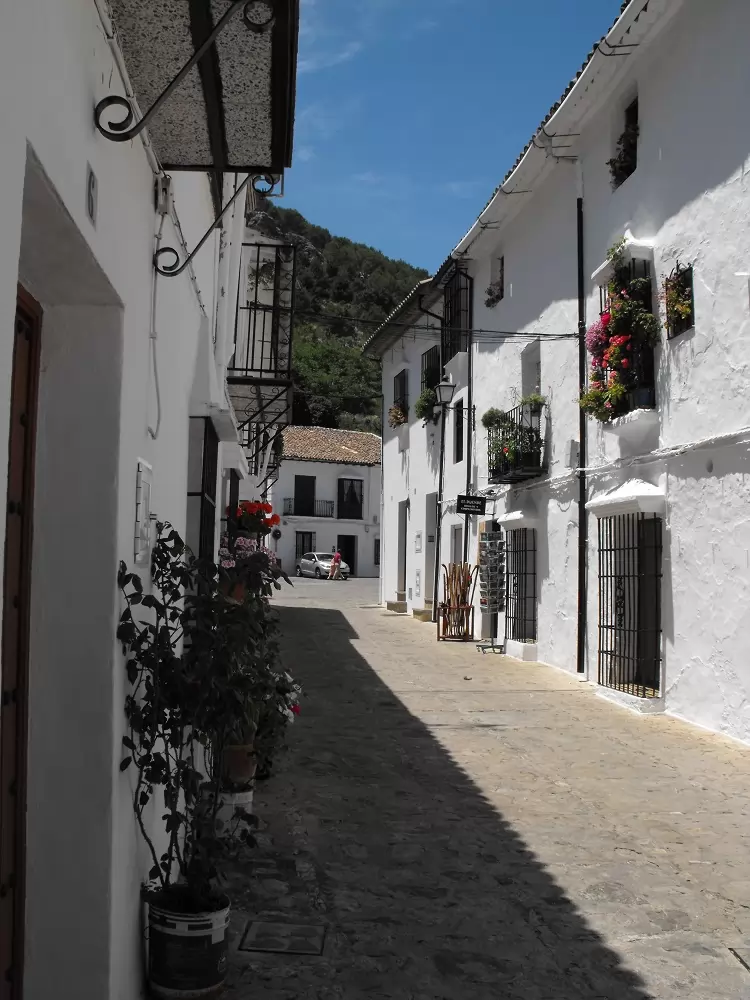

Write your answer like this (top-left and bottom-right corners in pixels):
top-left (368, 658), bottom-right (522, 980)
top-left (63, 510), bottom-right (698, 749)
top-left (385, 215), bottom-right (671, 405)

top-left (0, 286), bottom-right (42, 999)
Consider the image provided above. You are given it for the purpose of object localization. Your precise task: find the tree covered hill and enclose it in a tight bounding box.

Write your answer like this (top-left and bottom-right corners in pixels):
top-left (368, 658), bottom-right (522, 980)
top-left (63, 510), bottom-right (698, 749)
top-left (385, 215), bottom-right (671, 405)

top-left (248, 197), bottom-right (428, 432)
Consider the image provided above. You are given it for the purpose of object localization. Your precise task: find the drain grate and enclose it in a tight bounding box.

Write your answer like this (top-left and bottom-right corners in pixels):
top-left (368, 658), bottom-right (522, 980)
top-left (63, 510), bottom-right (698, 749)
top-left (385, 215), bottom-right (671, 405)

top-left (239, 921), bottom-right (326, 956)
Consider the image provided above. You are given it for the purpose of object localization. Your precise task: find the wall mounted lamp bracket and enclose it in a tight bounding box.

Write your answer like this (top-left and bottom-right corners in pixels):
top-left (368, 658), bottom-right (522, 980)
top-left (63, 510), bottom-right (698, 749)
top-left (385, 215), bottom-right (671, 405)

top-left (94, 0), bottom-right (275, 142)
top-left (154, 173), bottom-right (276, 277)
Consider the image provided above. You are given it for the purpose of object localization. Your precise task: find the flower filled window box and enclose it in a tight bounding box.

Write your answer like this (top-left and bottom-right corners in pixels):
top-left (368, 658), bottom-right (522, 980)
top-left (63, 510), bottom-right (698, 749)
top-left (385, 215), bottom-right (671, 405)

top-left (484, 396), bottom-right (546, 484)
top-left (581, 241), bottom-right (659, 424)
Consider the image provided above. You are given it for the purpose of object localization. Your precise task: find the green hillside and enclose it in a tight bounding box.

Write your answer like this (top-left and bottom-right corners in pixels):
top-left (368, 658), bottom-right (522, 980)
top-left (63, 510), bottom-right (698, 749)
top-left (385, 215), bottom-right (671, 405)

top-left (248, 197), bottom-right (428, 432)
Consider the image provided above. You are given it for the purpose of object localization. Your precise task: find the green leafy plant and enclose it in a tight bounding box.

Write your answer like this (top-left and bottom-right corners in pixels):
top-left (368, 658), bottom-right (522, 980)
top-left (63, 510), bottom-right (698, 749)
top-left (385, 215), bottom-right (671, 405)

top-left (414, 387), bottom-right (438, 423)
top-left (117, 523), bottom-right (293, 911)
top-left (519, 392), bottom-right (547, 411)
top-left (484, 280), bottom-right (505, 309)
top-left (607, 123), bottom-right (639, 189)
top-left (388, 404), bottom-right (408, 428)
top-left (481, 407), bottom-right (506, 430)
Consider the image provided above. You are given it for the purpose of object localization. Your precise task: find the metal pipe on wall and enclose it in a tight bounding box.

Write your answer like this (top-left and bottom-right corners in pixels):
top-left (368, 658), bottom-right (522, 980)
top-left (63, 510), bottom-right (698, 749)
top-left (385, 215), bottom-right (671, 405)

top-left (432, 404), bottom-right (448, 623)
top-left (576, 165), bottom-right (588, 675)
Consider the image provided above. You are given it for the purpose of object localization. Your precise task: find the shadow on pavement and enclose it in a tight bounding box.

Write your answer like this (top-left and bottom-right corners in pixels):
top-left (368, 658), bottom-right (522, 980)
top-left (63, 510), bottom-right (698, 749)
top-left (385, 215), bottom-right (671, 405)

top-left (227, 605), bottom-right (655, 1000)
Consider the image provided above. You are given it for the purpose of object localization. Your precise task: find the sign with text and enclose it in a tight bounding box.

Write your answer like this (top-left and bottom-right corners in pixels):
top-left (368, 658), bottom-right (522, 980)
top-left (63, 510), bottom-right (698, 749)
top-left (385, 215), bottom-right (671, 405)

top-left (457, 494), bottom-right (487, 516)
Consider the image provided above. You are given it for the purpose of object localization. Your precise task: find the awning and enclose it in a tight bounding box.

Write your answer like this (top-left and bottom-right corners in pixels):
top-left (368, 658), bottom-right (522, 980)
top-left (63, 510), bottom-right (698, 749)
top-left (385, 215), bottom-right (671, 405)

top-left (104, 0), bottom-right (298, 177)
top-left (586, 479), bottom-right (666, 518)
top-left (495, 509), bottom-right (539, 530)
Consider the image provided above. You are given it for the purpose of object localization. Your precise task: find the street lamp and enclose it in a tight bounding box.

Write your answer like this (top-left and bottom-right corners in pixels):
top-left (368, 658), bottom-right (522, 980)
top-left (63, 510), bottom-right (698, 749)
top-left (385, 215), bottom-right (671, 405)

top-left (432, 377), bottom-right (455, 622)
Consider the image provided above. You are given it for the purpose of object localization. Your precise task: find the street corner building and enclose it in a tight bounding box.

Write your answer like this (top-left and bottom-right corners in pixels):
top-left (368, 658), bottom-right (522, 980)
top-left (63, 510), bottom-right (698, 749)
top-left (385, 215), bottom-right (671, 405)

top-left (0, 1), bottom-right (299, 998)
top-left (366, 0), bottom-right (750, 742)
top-left (247, 425), bottom-right (382, 579)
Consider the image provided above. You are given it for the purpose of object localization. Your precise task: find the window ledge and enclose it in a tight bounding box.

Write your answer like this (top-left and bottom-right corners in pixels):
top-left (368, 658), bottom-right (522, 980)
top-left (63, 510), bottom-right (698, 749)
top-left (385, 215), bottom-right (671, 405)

top-left (591, 231), bottom-right (655, 285)
top-left (601, 406), bottom-right (659, 439)
top-left (586, 477), bottom-right (666, 518)
top-left (596, 684), bottom-right (665, 714)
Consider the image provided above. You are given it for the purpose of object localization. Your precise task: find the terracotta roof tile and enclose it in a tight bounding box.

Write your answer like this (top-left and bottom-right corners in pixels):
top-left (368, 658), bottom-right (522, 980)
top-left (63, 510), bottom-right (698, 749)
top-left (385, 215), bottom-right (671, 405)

top-left (282, 426), bottom-right (381, 466)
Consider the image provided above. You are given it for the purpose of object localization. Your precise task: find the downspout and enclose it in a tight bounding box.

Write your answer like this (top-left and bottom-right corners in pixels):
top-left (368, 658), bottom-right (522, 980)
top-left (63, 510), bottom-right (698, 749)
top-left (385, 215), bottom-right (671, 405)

top-left (462, 307), bottom-right (474, 563)
top-left (432, 403), bottom-right (447, 624)
top-left (576, 162), bottom-right (588, 675)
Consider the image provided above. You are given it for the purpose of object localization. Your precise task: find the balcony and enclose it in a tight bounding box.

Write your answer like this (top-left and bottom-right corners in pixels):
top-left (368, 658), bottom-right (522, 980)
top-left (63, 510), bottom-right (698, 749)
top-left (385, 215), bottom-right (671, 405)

top-left (283, 498), bottom-right (334, 518)
top-left (486, 401), bottom-right (546, 485)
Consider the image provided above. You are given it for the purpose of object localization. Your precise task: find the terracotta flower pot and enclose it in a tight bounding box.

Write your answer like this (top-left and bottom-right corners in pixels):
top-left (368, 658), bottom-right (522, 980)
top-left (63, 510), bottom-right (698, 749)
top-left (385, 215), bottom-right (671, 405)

top-left (221, 745), bottom-right (257, 787)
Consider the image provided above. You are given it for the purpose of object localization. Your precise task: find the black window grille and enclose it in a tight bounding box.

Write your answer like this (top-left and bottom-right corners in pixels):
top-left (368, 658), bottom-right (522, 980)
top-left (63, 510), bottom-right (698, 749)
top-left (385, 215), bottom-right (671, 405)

top-left (229, 243), bottom-right (296, 379)
top-left (374, 538), bottom-right (380, 566)
top-left (609, 98), bottom-right (639, 189)
top-left (504, 528), bottom-right (537, 643)
top-left (187, 418), bottom-right (219, 561)
top-left (665, 262), bottom-right (695, 339)
top-left (454, 402), bottom-right (464, 463)
top-left (421, 345), bottom-right (441, 392)
top-left (442, 269), bottom-right (472, 364)
top-left (393, 369), bottom-right (409, 414)
top-left (487, 402), bottom-right (545, 484)
top-left (597, 512), bottom-right (663, 698)
top-left (295, 532), bottom-right (316, 560)
top-left (598, 258), bottom-right (655, 410)
top-left (338, 479), bottom-right (364, 520)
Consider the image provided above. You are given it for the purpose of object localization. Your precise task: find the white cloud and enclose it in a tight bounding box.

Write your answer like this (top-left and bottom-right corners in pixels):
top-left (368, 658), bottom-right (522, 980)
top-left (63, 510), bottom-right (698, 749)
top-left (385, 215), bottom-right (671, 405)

top-left (298, 40), bottom-right (363, 74)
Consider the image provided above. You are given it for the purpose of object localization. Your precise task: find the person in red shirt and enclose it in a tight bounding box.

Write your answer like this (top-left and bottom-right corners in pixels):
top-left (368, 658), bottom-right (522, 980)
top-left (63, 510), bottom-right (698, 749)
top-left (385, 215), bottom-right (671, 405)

top-left (329, 549), bottom-right (342, 580)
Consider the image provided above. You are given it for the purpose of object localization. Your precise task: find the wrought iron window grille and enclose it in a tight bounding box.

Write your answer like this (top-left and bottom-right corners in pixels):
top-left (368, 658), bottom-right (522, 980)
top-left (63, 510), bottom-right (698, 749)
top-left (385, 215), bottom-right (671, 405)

top-left (420, 345), bottom-right (441, 392)
top-left (94, 1), bottom-right (276, 145)
top-left (504, 528), bottom-right (537, 643)
top-left (665, 262), bottom-right (695, 339)
top-left (486, 401), bottom-right (546, 485)
top-left (597, 512), bottom-right (663, 698)
top-left (393, 369), bottom-right (409, 415)
top-left (442, 269), bottom-right (472, 364)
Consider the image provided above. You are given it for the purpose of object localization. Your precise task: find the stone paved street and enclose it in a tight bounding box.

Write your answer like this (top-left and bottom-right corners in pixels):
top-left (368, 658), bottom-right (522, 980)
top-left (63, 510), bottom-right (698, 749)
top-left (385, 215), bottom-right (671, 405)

top-left (225, 579), bottom-right (750, 999)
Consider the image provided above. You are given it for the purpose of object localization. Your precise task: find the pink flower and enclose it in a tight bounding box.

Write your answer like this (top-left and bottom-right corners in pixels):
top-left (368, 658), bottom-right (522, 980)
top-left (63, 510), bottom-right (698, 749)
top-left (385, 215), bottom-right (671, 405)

top-left (620, 359), bottom-right (630, 369)
top-left (585, 318), bottom-right (609, 355)
top-left (291, 704), bottom-right (301, 715)
top-left (601, 311), bottom-right (611, 328)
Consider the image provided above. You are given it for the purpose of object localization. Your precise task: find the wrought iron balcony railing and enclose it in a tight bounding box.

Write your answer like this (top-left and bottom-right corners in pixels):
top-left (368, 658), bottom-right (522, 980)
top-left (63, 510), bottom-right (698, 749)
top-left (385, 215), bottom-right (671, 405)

top-left (283, 498), bottom-right (335, 518)
top-left (487, 401), bottom-right (546, 485)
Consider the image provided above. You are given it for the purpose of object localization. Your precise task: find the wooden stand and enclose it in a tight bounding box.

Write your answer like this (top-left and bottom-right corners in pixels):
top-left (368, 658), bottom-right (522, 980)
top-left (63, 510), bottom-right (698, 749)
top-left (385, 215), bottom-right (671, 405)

top-left (436, 562), bottom-right (478, 641)
top-left (437, 603), bottom-right (475, 641)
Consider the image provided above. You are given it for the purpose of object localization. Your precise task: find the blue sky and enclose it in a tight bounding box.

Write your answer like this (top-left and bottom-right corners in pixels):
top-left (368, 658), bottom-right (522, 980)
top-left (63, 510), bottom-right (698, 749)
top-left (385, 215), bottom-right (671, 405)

top-left (285, 0), bottom-right (624, 272)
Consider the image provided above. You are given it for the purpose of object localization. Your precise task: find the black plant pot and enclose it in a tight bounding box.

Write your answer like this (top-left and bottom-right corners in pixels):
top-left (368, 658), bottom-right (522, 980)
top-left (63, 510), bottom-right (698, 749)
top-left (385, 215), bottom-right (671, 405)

top-left (626, 387), bottom-right (655, 411)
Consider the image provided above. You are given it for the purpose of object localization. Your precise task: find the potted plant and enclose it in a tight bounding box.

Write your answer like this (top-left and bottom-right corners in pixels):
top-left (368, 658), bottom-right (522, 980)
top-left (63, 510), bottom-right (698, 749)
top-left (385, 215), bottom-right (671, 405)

top-left (414, 387), bottom-right (439, 424)
top-left (255, 670), bottom-right (302, 781)
top-left (607, 121), bottom-right (639, 189)
top-left (117, 523), bottom-right (281, 998)
top-left (388, 404), bottom-right (408, 428)
top-left (519, 392), bottom-right (547, 415)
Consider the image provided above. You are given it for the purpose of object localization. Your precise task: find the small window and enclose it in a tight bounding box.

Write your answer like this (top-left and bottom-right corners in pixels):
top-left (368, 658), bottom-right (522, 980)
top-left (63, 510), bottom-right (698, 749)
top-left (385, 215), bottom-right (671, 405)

top-left (665, 262), bottom-right (695, 339)
top-left (374, 537), bottom-right (381, 566)
top-left (393, 369), bottom-right (409, 413)
top-left (338, 478), bottom-right (364, 520)
top-left (186, 417), bottom-right (219, 561)
top-left (454, 401), bottom-right (464, 464)
top-left (421, 345), bottom-right (440, 392)
top-left (607, 97), bottom-right (639, 189)
top-left (485, 255), bottom-right (505, 308)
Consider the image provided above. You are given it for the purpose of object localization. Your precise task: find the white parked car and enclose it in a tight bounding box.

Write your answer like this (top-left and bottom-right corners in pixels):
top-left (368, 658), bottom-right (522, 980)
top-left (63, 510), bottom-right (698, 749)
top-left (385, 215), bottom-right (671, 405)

top-left (295, 552), bottom-right (350, 580)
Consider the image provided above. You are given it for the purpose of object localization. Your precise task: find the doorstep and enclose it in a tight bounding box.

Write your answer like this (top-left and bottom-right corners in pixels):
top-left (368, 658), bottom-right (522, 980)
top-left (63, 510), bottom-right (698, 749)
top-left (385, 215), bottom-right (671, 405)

top-left (505, 640), bottom-right (538, 662)
top-left (412, 609), bottom-right (433, 623)
top-left (386, 601), bottom-right (408, 615)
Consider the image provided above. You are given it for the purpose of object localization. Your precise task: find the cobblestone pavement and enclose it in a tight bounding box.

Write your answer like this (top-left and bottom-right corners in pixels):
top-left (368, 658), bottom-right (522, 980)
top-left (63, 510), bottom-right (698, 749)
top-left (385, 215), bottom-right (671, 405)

top-left (225, 578), bottom-right (750, 999)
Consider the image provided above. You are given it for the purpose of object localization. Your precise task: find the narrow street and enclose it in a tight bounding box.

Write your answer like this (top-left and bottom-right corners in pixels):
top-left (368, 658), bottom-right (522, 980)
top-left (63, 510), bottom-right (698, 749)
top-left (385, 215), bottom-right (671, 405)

top-left (225, 579), bottom-right (750, 1000)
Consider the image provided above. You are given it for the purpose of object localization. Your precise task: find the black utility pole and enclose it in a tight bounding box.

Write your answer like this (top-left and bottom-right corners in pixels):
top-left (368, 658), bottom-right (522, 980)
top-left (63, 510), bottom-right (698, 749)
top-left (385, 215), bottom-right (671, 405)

top-left (432, 400), bottom-right (448, 624)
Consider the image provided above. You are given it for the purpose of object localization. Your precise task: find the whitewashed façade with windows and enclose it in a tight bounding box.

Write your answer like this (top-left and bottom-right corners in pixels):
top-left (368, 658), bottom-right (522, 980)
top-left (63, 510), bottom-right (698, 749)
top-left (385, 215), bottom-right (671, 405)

top-left (368, 0), bottom-right (750, 743)
top-left (0, 1), bottom-right (298, 997)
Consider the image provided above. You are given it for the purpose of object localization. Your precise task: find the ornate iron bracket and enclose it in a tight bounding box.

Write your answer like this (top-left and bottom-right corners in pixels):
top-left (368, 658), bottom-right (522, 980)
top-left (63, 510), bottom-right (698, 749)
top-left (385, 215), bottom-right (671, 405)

top-left (154, 174), bottom-right (276, 277)
top-left (94, 0), bottom-right (275, 142)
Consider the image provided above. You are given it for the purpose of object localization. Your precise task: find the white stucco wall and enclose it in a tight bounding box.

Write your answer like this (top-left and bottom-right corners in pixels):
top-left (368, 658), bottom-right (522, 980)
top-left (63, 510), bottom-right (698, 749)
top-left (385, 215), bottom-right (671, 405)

top-left (0, 2), bottom-right (248, 997)
top-left (264, 456), bottom-right (381, 577)
top-left (377, 0), bottom-right (750, 741)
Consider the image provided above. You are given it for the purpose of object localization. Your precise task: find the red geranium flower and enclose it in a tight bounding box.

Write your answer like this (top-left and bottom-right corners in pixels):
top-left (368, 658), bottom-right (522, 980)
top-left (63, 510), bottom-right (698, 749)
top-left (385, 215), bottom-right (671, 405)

top-left (291, 704), bottom-right (301, 715)
top-left (601, 311), bottom-right (611, 327)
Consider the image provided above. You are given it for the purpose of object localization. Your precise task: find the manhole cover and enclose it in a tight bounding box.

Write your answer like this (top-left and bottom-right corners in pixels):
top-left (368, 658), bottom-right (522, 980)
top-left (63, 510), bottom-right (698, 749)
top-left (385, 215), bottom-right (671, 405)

top-left (239, 921), bottom-right (326, 956)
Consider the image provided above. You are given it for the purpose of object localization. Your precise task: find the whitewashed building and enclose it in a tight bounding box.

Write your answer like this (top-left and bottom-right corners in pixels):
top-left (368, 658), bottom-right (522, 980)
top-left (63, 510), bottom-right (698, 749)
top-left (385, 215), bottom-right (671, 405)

top-left (0, 1), bottom-right (298, 998)
top-left (263, 426), bottom-right (382, 578)
top-left (370, 0), bottom-right (750, 744)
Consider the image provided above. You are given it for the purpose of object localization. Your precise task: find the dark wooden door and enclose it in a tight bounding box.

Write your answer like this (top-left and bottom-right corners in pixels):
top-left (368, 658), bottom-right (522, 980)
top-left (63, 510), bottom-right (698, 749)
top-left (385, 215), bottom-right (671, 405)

top-left (294, 475), bottom-right (315, 517)
top-left (0, 287), bottom-right (41, 999)
top-left (337, 535), bottom-right (357, 577)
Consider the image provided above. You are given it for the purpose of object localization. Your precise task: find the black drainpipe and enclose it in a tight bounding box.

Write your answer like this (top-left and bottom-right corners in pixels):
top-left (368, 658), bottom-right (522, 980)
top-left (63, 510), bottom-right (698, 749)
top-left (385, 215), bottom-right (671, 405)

top-left (576, 185), bottom-right (587, 675)
top-left (462, 323), bottom-right (473, 564)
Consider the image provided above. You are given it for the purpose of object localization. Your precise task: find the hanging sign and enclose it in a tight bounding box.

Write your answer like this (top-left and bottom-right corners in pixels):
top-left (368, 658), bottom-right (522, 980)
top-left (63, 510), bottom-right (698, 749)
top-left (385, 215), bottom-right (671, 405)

top-left (457, 494), bottom-right (487, 516)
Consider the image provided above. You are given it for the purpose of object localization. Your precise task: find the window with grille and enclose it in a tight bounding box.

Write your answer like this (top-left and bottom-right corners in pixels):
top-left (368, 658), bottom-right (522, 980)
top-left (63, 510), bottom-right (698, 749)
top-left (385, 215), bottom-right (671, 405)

top-left (421, 345), bottom-right (440, 392)
top-left (597, 258), bottom-right (655, 410)
top-left (186, 417), bottom-right (219, 561)
top-left (393, 369), bottom-right (409, 413)
top-left (338, 478), bottom-right (364, 520)
top-left (665, 262), bottom-right (695, 339)
top-left (295, 532), bottom-right (316, 560)
top-left (504, 528), bottom-right (537, 643)
top-left (454, 401), bottom-right (464, 463)
top-left (608, 97), bottom-right (639, 189)
top-left (442, 269), bottom-right (472, 364)
top-left (597, 513), bottom-right (662, 698)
